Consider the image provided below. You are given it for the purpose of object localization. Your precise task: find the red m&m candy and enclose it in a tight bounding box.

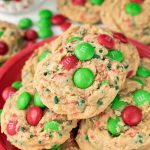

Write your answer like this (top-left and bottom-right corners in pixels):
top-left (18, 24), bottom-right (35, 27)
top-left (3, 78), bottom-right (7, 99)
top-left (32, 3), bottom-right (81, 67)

top-left (24, 29), bottom-right (38, 41)
top-left (0, 41), bottom-right (8, 55)
top-left (27, 106), bottom-right (43, 126)
top-left (113, 32), bottom-right (128, 43)
top-left (72, 0), bottom-right (86, 5)
top-left (98, 34), bottom-right (115, 49)
top-left (2, 86), bottom-right (17, 101)
top-left (7, 120), bottom-right (17, 135)
top-left (121, 105), bottom-right (142, 126)
top-left (51, 14), bottom-right (66, 25)
top-left (60, 22), bottom-right (71, 32)
top-left (131, 0), bottom-right (144, 4)
top-left (60, 55), bottom-right (79, 71)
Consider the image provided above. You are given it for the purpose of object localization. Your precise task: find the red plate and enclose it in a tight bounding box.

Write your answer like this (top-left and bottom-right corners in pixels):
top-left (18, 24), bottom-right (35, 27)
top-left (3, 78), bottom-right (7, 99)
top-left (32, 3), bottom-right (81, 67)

top-left (0, 37), bottom-right (150, 150)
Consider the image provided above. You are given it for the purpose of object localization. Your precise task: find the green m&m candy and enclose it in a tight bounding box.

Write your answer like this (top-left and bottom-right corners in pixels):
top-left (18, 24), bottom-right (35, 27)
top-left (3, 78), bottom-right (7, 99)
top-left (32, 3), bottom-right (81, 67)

top-left (39, 9), bottom-right (53, 19)
top-left (131, 77), bottom-right (145, 86)
top-left (11, 81), bottom-right (22, 90)
top-left (0, 109), bottom-right (2, 123)
top-left (0, 31), bottom-right (4, 37)
top-left (67, 37), bottom-right (82, 43)
top-left (37, 19), bottom-right (52, 28)
top-left (38, 50), bottom-right (51, 62)
top-left (125, 2), bottom-right (142, 16)
top-left (17, 92), bottom-right (31, 110)
top-left (18, 18), bottom-right (33, 29)
top-left (44, 121), bottom-right (61, 132)
top-left (34, 92), bottom-right (45, 108)
top-left (111, 95), bottom-right (127, 111)
top-left (133, 90), bottom-right (150, 106)
top-left (90, 0), bottom-right (104, 5)
top-left (136, 67), bottom-right (150, 78)
top-left (74, 43), bottom-right (95, 61)
top-left (38, 28), bottom-right (53, 39)
top-left (107, 117), bottom-right (123, 136)
top-left (73, 68), bottom-right (94, 89)
top-left (107, 49), bottom-right (124, 62)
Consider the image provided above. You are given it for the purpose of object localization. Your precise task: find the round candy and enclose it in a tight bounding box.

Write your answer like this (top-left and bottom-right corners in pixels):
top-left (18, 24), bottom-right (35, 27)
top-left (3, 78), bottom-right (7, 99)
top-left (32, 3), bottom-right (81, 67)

top-left (133, 90), bottom-right (150, 106)
top-left (111, 95), bottom-right (127, 111)
top-left (44, 121), bottom-right (61, 132)
top-left (73, 68), bottom-right (94, 89)
top-left (122, 105), bottom-right (142, 126)
top-left (107, 49), bottom-right (124, 62)
top-left (67, 37), bottom-right (83, 43)
top-left (60, 22), bottom-right (71, 32)
top-left (38, 28), bottom-right (53, 39)
top-left (125, 2), bottom-right (142, 16)
top-left (2, 86), bottom-right (17, 101)
top-left (11, 81), bottom-right (22, 90)
top-left (24, 29), bottom-right (38, 41)
top-left (131, 77), bottom-right (145, 86)
top-left (107, 117), bottom-right (122, 136)
top-left (0, 41), bottom-right (8, 55)
top-left (131, 0), bottom-right (144, 4)
top-left (113, 32), bottom-right (128, 43)
top-left (90, 0), bottom-right (104, 5)
top-left (39, 9), bottom-right (53, 19)
top-left (34, 92), bottom-right (45, 108)
top-left (74, 42), bottom-right (95, 61)
top-left (72, 0), bottom-right (86, 5)
top-left (136, 67), bottom-right (150, 78)
top-left (98, 34), bottom-right (115, 49)
top-left (7, 120), bottom-right (17, 135)
top-left (38, 50), bottom-right (51, 62)
top-left (37, 19), bottom-right (52, 28)
top-left (27, 106), bottom-right (43, 126)
top-left (18, 18), bottom-right (33, 29)
top-left (51, 14), bottom-right (66, 25)
top-left (17, 92), bottom-right (31, 110)
top-left (0, 109), bottom-right (2, 123)
top-left (60, 55), bottom-right (79, 71)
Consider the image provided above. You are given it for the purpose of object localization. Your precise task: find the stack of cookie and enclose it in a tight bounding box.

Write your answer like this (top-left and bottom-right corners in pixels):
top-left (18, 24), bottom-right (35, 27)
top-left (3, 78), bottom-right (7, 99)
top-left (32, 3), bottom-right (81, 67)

top-left (1, 24), bottom-right (150, 150)
top-left (57, 0), bottom-right (150, 45)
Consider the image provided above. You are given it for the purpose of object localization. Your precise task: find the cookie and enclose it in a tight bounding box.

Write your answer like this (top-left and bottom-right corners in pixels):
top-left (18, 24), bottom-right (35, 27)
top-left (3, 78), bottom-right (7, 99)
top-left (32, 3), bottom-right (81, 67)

top-left (22, 43), bottom-right (52, 87)
top-left (33, 24), bottom-right (140, 120)
top-left (76, 58), bottom-right (150, 150)
top-left (1, 84), bottom-right (77, 150)
top-left (0, 21), bottom-right (23, 63)
top-left (101, 0), bottom-right (150, 44)
top-left (57, 0), bottom-right (105, 24)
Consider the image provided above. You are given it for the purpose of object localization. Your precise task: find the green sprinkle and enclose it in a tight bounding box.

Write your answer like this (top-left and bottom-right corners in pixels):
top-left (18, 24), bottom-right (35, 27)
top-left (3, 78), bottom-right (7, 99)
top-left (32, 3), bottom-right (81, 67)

top-left (0, 31), bottom-right (4, 37)
top-left (97, 99), bottom-right (103, 106)
top-left (38, 140), bottom-right (42, 144)
top-left (18, 18), bottom-right (33, 29)
top-left (78, 99), bottom-right (85, 107)
top-left (20, 127), bottom-right (25, 132)
top-left (115, 86), bottom-right (119, 90)
top-left (93, 54), bottom-right (100, 59)
top-left (54, 96), bottom-right (59, 104)
top-left (99, 50), bottom-right (103, 53)
top-left (85, 135), bottom-right (89, 141)
top-left (11, 81), bottom-right (22, 90)
top-left (107, 62), bottom-right (111, 70)
top-left (29, 134), bottom-right (33, 138)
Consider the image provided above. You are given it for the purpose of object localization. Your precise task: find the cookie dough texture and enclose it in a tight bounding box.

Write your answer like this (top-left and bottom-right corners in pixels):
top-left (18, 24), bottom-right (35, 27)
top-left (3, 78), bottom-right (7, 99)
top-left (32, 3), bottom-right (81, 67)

top-left (34, 25), bottom-right (139, 120)
top-left (57, 0), bottom-right (104, 24)
top-left (101, 0), bottom-right (150, 44)
top-left (1, 85), bottom-right (77, 150)
top-left (0, 21), bottom-right (23, 62)
top-left (76, 59), bottom-right (150, 150)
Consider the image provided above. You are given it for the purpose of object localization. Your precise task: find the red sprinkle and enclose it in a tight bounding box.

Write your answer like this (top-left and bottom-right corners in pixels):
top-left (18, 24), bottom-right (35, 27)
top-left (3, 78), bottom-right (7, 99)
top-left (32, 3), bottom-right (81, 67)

top-left (27, 106), bottom-right (43, 126)
top-left (122, 105), bottom-right (142, 126)
top-left (113, 32), bottom-right (128, 43)
top-left (127, 70), bottom-right (134, 78)
top-left (131, 0), bottom-right (144, 3)
top-left (60, 22), bottom-right (71, 32)
top-left (97, 34), bottom-right (115, 49)
top-left (51, 14), bottom-right (66, 25)
top-left (71, 0), bottom-right (86, 5)
top-left (2, 86), bottom-right (17, 101)
top-left (60, 55), bottom-right (79, 71)
top-left (0, 41), bottom-right (8, 55)
top-left (7, 120), bottom-right (17, 135)
top-left (24, 29), bottom-right (38, 41)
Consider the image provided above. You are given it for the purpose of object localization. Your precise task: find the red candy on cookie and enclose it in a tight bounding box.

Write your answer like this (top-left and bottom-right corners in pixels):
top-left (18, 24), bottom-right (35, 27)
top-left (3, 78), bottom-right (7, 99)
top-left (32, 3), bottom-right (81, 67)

top-left (2, 86), bottom-right (17, 101)
top-left (113, 32), bottom-right (128, 43)
top-left (0, 41), bottom-right (8, 55)
top-left (7, 120), bottom-right (17, 135)
top-left (98, 34), bottom-right (115, 49)
top-left (122, 105), bottom-right (142, 126)
top-left (131, 0), bottom-right (144, 4)
top-left (72, 0), bottom-right (86, 6)
top-left (51, 14), bottom-right (66, 25)
top-left (60, 22), bottom-right (71, 32)
top-left (27, 106), bottom-right (43, 126)
top-left (60, 55), bottom-right (79, 71)
top-left (24, 29), bottom-right (38, 41)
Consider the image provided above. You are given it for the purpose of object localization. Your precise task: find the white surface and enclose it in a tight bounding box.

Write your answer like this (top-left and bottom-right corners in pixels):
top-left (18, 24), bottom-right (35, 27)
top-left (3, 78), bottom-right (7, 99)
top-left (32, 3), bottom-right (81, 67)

top-left (0, 0), bottom-right (62, 35)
